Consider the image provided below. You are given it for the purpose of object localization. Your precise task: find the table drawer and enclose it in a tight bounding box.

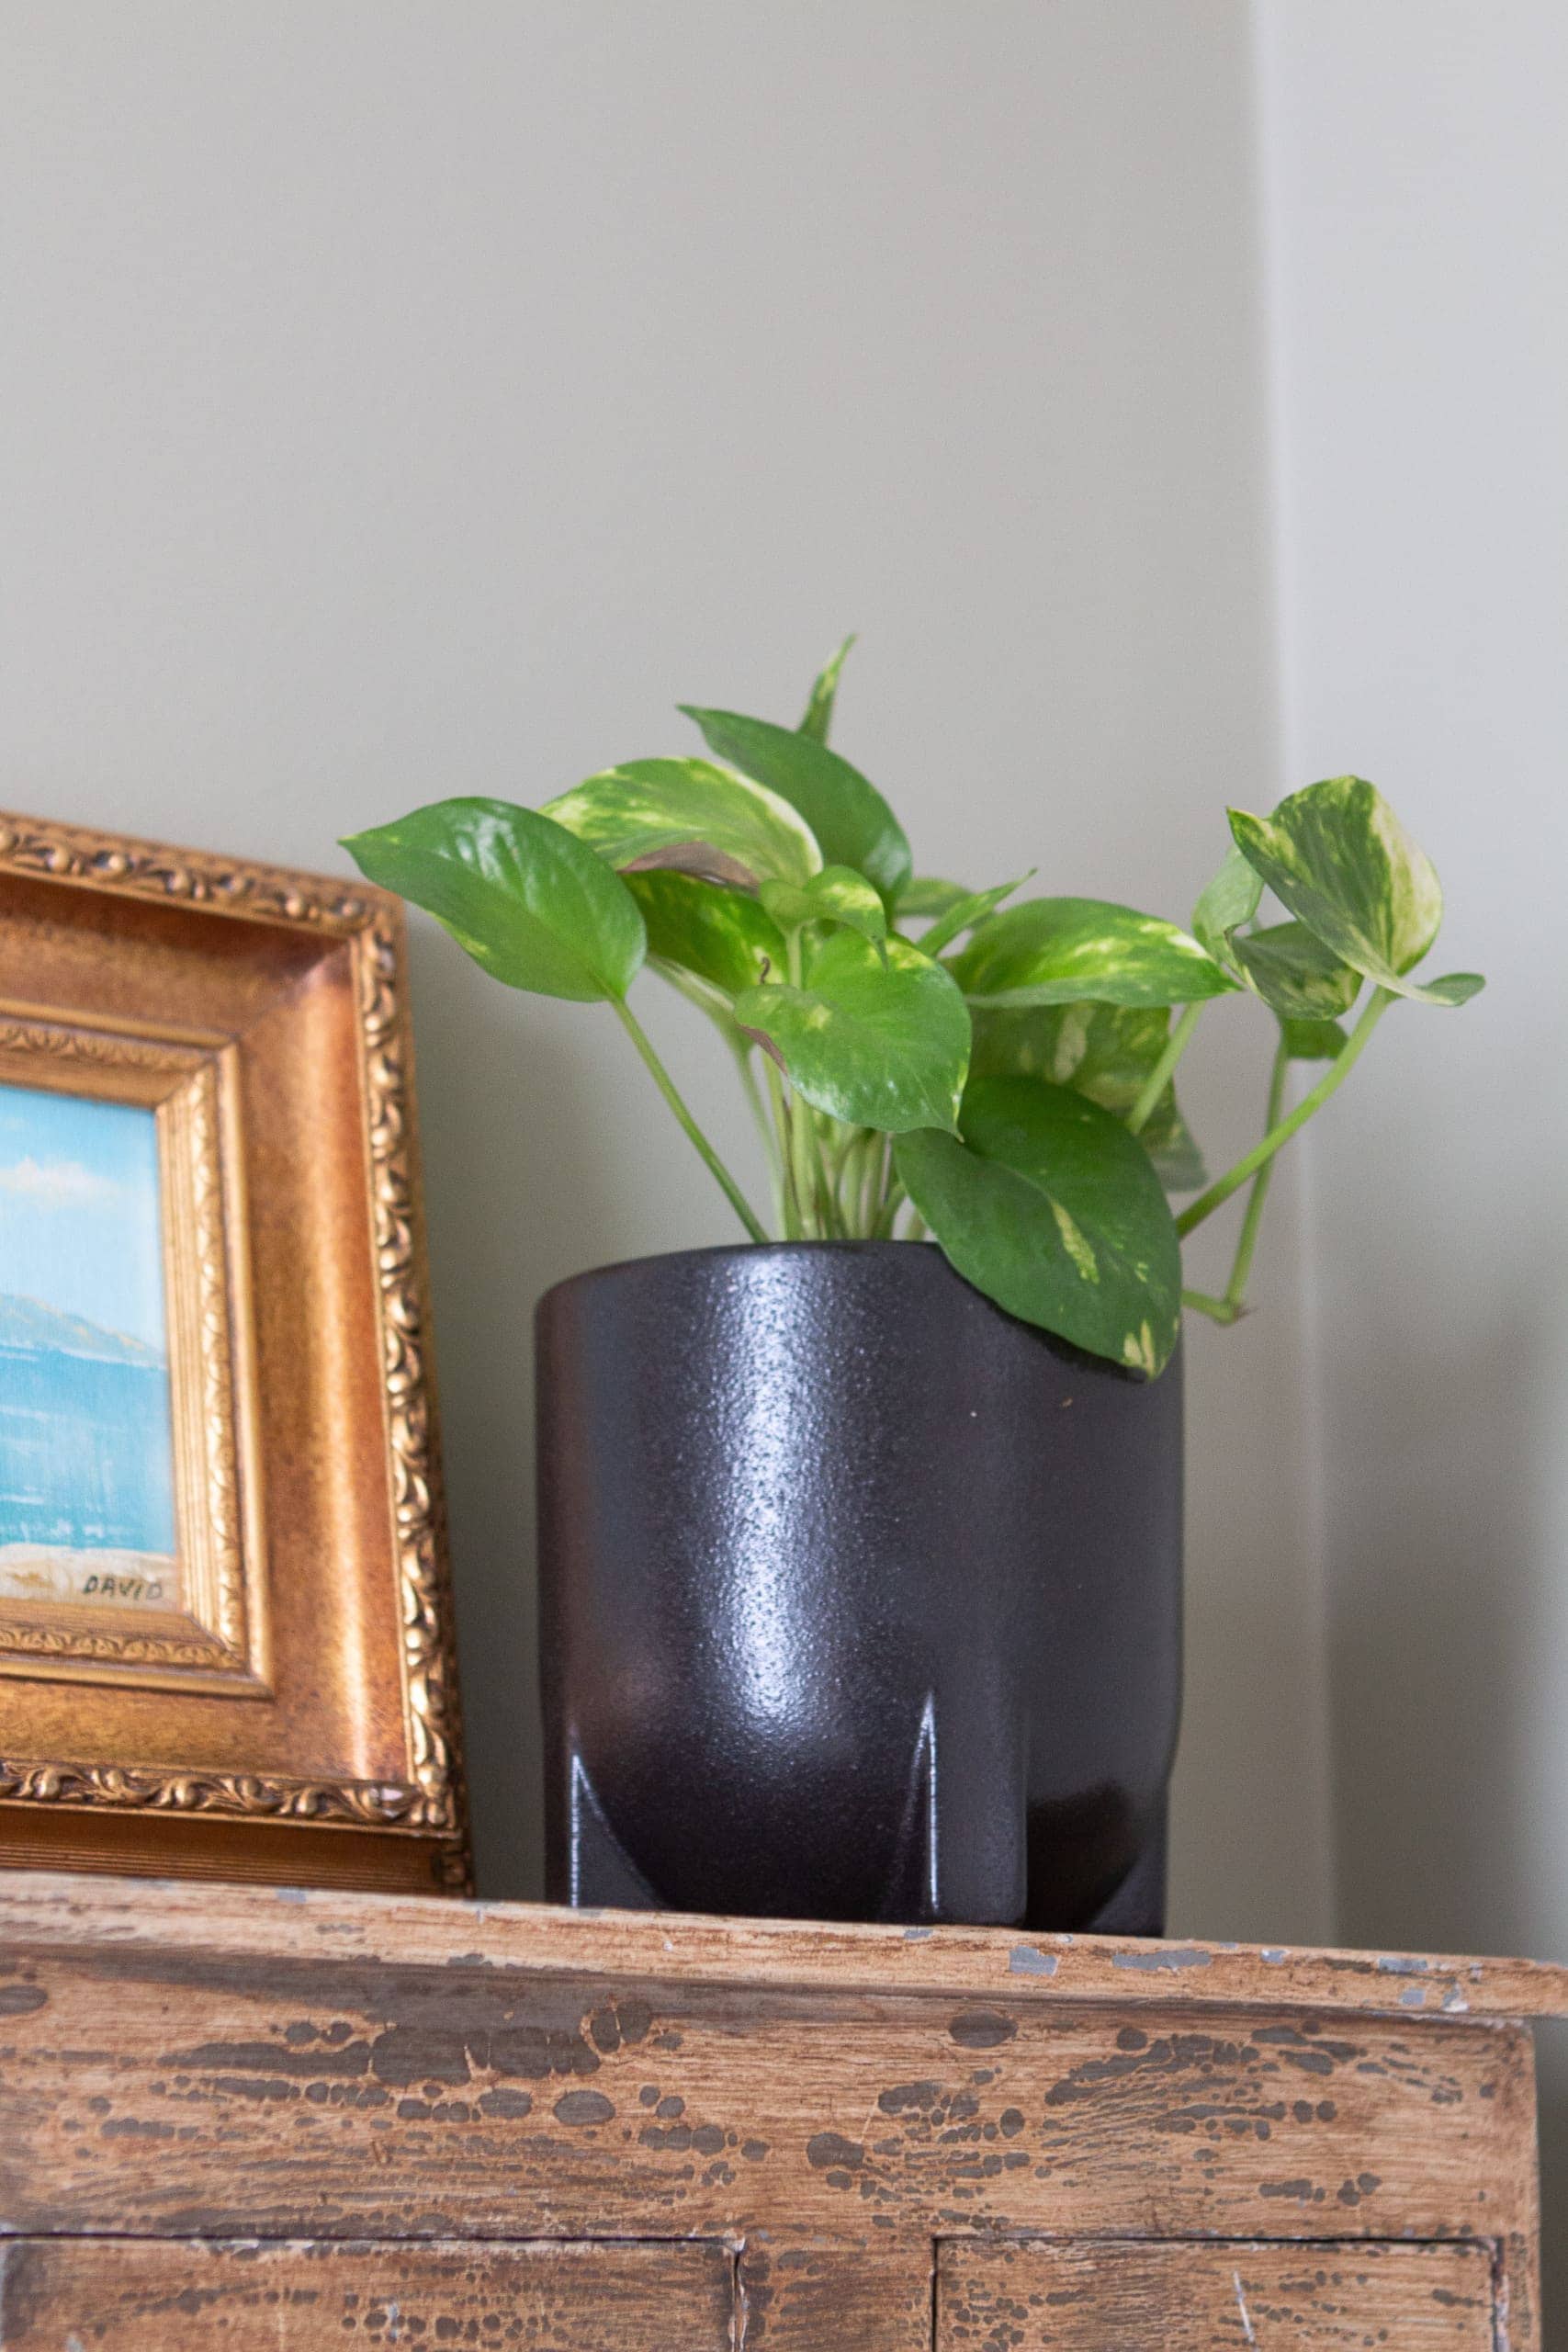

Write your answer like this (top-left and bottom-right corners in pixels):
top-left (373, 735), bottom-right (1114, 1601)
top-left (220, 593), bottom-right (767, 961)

top-left (939, 2238), bottom-right (1495, 2348)
top-left (0, 2235), bottom-right (735, 2347)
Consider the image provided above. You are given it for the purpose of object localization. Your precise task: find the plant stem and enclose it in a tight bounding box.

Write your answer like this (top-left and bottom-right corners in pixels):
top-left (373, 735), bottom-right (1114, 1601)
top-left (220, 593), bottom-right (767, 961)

top-left (761, 1054), bottom-right (802, 1238)
top-left (809, 1105), bottom-right (839, 1235)
top-left (1182, 1287), bottom-right (1240, 1325)
top-left (787, 1089), bottom-right (820, 1238)
top-left (872, 1133), bottom-right (895, 1233)
top-left (1127, 1002), bottom-right (1203, 1136)
top-left (778, 931), bottom-right (820, 1238)
top-left (873, 1170), bottom-right (905, 1238)
top-left (1176, 987), bottom-right (1394, 1238)
top-left (613, 997), bottom-right (769, 1244)
top-left (1222, 1033), bottom-right (1289, 1312)
top-left (729, 1033), bottom-right (784, 1228)
top-left (856, 1132), bottom-right (881, 1235)
top-left (830, 1125), bottom-right (867, 1232)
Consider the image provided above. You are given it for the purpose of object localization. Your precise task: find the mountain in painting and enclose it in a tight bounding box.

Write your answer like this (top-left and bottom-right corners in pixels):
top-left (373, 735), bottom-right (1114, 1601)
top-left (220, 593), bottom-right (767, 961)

top-left (0, 1291), bottom-right (175, 1556)
top-left (0, 1291), bottom-right (164, 1368)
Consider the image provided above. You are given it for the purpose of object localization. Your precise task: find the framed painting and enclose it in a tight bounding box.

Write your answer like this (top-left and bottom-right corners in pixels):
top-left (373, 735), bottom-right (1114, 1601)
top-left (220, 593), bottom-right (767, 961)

top-left (0, 809), bottom-right (468, 1894)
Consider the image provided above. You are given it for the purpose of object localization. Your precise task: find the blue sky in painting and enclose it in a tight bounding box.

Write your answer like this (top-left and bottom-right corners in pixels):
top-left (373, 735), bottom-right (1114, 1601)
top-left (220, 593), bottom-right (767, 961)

top-left (0, 1083), bottom-right (168, 1355)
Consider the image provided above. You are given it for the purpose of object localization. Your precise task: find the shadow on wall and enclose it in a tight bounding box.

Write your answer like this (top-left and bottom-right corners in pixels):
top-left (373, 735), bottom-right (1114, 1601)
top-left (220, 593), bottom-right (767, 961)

top-left (409, 922), bottom-right (620, 1900)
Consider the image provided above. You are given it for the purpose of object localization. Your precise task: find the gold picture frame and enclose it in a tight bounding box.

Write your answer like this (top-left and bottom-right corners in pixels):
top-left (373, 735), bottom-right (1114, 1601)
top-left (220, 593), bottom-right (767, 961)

top-left (0, 809), bottom-right (469, 1894)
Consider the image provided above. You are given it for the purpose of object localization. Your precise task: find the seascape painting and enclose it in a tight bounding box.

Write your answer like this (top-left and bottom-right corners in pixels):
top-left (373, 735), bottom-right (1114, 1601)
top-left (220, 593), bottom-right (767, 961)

top-left (0, 1081), bottom-right (178, 1611)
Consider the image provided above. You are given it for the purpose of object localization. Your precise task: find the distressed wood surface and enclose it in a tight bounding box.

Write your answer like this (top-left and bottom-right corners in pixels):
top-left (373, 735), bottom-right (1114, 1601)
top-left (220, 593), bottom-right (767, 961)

top-left (1, 1869), bottom-right (1564, 2021)
top-left (738, 2242), bottom-right (934, 2348)
top-left (0, 2236), bottom-right (734, 2347)
top-left (0, 1871), bottom-right (1550, 2352)
top-left (937, 2238), bottom-right (1496, 2349)
top-left (0, 1944), bottom-right (1536, 2248)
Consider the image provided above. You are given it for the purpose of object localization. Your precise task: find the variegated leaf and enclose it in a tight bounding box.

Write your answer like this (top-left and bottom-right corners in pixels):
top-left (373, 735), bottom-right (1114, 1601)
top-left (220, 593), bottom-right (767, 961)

top-left (679, 705), bottom-right (911, 902)
top-left (626, 870), bottom-right (785, 998)
top-left (951, 897), bottom-right (1236, 1008)
top-left (970, 1001), bottom-right (1206, 1191)
top-left (545, 757), bottom-right (819, 889)
top-left (1191, 842), bottom-right (1262, 979)
top-left (760, 864), bottom-right (887, 953)
top-left (895, 1077), bottom-right (1182, 1374)
top-left (1231, 921), bottom-right (1360, 1020)
top-left (734, 933), bottom-right (969, 1134)
top-left (1228, 777), bottom-right (1483, 1006)
top-left (343, 799), bottom-right (646, 1002)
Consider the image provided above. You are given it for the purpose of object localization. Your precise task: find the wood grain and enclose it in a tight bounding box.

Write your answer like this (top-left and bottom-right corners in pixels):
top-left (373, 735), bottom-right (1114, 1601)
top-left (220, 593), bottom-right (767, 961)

top-left (0, 1873), bottom-right (1549, 2352)
top-left (0, 2236), bottom-right (734, 2347)
top-left (938, 2238), bottom-right (1495, 2349)
top-left (0, 1946), bottom-right (1536, 2248)
top-left (738, 2242), bottom-right (933, 2348)
top-left (2, 1869), bottom-right (1562, 2021)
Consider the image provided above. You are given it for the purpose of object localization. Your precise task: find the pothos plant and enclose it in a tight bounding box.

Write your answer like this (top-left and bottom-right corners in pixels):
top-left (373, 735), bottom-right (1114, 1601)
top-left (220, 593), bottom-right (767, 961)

top-left (344, 640), bottom-right (1483, 1379)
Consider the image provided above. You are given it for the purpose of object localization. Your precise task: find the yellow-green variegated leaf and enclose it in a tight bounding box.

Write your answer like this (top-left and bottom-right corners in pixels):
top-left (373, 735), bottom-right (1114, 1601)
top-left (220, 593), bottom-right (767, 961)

top-left (545, 757), bottom-right (819, 890)
top-left (895, 1076), bottom-right (1182, 1374)
top-left (970, 1001), bottom-right (1206, 1192)
top-left (733, 933), bottom-right (969, 1135)
top-left (1191, 842), bottom-right (1262, 980)
top-left (1230, 921), bottom-right (1360, 1020)
top-left (950, 897), bottom-right (1236, 1008)
top-left (342, 799), bottom-right (645, 1002)
top-left (679, 705), bottom-right (911, 903)
top-left (970, 999), bottom-right (1169, 1103)
top-left (1228, 778), bottom-right (1483, 1006)
top-left (760, 865), bottom-right (887, 953)
top-left (797, 634), bottom-right (856, 744)
top-left (626, 870), bottom-right (785, 999)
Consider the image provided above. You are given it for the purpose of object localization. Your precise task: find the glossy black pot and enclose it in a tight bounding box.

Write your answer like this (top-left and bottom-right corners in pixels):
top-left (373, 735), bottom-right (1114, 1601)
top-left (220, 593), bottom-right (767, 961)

top-left (537, 1241), bottom-right (1181, 1931)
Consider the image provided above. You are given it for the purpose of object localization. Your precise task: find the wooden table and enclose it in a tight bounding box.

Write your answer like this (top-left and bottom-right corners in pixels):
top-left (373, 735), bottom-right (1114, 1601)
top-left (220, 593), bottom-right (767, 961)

top-left (0, 1870), bottom-right (1563, 2346)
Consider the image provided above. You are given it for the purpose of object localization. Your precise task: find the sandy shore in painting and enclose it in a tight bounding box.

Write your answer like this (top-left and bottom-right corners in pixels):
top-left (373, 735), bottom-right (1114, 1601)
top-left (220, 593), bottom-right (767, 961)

top-left (0, 1545), bottom-right (177, 1609)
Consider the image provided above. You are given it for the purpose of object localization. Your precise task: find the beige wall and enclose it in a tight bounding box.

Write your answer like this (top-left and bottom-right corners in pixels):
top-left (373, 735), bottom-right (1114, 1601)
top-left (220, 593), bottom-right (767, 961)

top-left (1, 5), bottom-right (1332, 1937)
top-left (1258, 0), bottom-right (1568, 2294)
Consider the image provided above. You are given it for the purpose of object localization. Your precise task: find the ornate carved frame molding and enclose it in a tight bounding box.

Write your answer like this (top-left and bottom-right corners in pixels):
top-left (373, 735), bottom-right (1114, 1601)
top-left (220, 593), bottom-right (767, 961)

top-left (0, 812), bottom-right (469, 1892)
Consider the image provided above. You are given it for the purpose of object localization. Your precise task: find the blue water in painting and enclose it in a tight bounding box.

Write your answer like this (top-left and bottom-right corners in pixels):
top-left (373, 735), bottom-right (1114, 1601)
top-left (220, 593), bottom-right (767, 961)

top-left (0, 1084), bottom-right (176, 1558)
top-left (0, 1306), bottom-right (176, 1554)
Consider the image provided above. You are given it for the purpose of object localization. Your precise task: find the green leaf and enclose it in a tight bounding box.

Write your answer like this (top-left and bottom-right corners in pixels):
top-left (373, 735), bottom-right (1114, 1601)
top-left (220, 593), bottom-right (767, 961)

top-left (1191, 842), bottom-right (1262, 979)
top-left (626, 870), bottom-right (785, 998)
top-left (950, 897), bottom-right (1236, 1008)
top-left (1230, 921), bottom-right (1361, 1020)
top-left (1138, 1090), bottom-right (1208, 1192)
top-left (342, 798), bottom-right (645, 1002)
top-left (1280, 1014), bottom-right (1349, 1061)
top-left (895, 1077), bottom-right (1182, 1374)
top-left (1228, 777), bottom-right (1484, 1006)
top-left (969, 1001), bottom-right (1205, 1193)
top-left (917, 874), bottom-right (1030, 960)
top-left (679, 705), bottom-right (912, 903)
top-left (897, 876), bottom-right (973, 920)
top-left (733, 933), bottom-right (970, 1135)
top-left (545, 756), bottom-right (819, 889)
top-left (798, 634), bottom-right (856, 744)
top-left (970, 999), bottom-right (1168, 1102)
top-left (760, 865), bottom-right (888, 954)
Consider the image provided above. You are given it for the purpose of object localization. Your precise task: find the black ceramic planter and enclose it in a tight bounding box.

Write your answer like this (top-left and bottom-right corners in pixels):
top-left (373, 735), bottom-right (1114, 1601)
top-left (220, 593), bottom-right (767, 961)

top-left (537, 1241), bottom-right (1181, 1932)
